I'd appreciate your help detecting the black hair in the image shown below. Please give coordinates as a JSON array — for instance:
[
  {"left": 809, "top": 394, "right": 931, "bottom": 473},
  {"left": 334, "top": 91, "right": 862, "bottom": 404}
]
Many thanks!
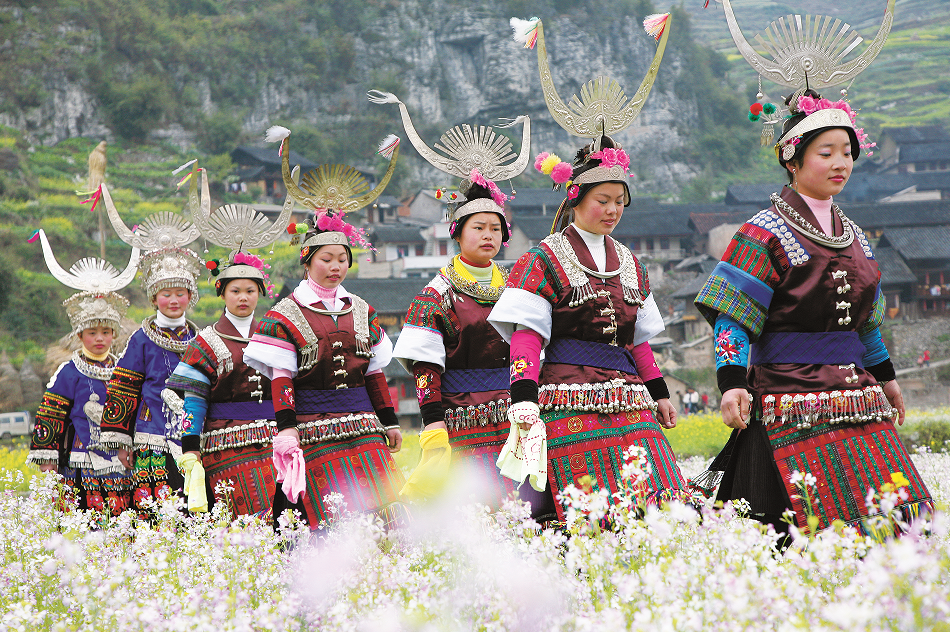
[
  {"left": 299, "top": 230, "right": 354, "bottom": 268},
  {"left": 779, "top": 89, "right": 860, "bottom": 183},
  {"left": 450, "top": 181, "right": 510, "bottom": 242}
]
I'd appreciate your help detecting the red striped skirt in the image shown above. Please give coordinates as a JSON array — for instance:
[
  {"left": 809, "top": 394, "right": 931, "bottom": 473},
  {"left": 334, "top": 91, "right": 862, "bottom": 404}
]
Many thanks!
[
  {"left": 767, "top": 418, "right": 932, "bottom": 532},
  {"left": 299, "top": 433, "right": 405, "bottom": 525},
  {"left": 449, "top": 421, "right": 518, "bottom": 507},
  {"left": 204, "top": 444, "right": 277, "bottom": 518},
  {"left": 545, "top": 409, "right": 686, "bottom": 520}
]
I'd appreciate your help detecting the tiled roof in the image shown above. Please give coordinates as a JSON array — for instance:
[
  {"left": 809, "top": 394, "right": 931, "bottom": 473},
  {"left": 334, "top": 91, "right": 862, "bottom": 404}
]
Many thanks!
[
  {"left": 511, "top": 215, "right": 555, "bottom": 241},
  {"left": 506, "top": 188, "right": 566, "bottom": 212},
  {"left": 670, "top": 275, "right": 708, "bottom": 300},
  {"left": 368, "top": 224, "right": 425, "bottom": 243},
  {"left": 844, "top": 199, "right": 950, "bottom": 229},
  {"left": 724, "top": 183, "right": 786, "bottom": 206},
  {"left": 873, "top": 246, "right": 917, "bottom": 285},
  {"left": 230, "top": 146, "right": 317, "bottom": 170},
  {"left": 880, "top": 126, "right": 950, "bottom": 145},
  {"left": 878, "top": 225, "right": 950, "bottom": 261},
  {"left": 689, "top": 209, "right": 758, "bottom": 233},
  {"left": 899, "top": 143, "right": 950, "bottom": 164},
  {"left": 274, "top": 278, "right": 428, "bottom": 316}
]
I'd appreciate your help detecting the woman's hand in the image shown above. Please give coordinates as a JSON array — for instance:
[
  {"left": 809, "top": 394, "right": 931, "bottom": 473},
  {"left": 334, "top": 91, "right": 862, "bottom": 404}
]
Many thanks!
[
  {"left": 386, "top": 428, "right": 403, "bottom": 453},
  {"left": 655, "top": 398, "right": 677, "bottom": 429},
  {"left": 882, "top": 380, "right": 906, "bottom": 426},
  {"left": 117, "top": 448, "right": 133, "bottom": 469},
  {"left": 721, "top": 388, "right": 751, "bottom": 430}
]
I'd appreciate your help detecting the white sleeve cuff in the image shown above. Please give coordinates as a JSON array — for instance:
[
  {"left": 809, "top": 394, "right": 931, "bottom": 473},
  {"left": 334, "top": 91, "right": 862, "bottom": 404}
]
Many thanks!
[
  {"left": 488, "top": 288, "right": 553, "bottom": 344},
  {"left": 633, "top": 293, "right": 665, "bottom": 346},
  {"left": 392, "top": 325, "right": 446, "bottom": 373},
  {"left": 243, "top": 341, "right": 299, "bottom": 379},
  {"left": 368, "top": 330, "right": 394, "bottom": 373}
]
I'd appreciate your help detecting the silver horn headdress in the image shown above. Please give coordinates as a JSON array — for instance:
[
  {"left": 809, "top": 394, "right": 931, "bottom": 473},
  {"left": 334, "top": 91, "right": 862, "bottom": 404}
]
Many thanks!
[
  {"left": 35, "top": 228, "right": 137, "bottom": 334},
  {"left": 722, "top": 0, "right": 894, "bottom": 150},
  {"left": 368, "top": 90, "right": 529, "bottom": 241},
  {"left": 101, "top": 182, "right": 203, "bottom": 305},
  {"left": 511, "top": 13, "right": 672, "bottom": 144}
]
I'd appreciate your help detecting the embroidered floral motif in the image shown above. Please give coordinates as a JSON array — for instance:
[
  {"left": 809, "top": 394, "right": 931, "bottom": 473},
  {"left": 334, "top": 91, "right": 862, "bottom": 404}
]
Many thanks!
[
  {"left": 279, "top": 385, "right": 295, "bottom": 409},
  {"left": 715, "top": 326, "right": 745, "bottom": 363},
  {"left": 415, "top": 373, "right": 432, "bottom": 405},
  {"left": 510, "top": 355, "right": 535, "bottom": 381}
]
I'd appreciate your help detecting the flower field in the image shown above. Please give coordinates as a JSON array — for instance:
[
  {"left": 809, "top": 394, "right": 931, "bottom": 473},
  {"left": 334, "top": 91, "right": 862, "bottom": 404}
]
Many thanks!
[{"left": 1, "top": 422, "right": 949, "bottom": 631}]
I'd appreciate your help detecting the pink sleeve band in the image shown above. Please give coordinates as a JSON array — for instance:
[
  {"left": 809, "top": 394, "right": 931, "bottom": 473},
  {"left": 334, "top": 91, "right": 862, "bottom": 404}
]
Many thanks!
[
  {"left": 510, "top": 328, "right": 543, "bottom": 384},
  {"left": 632, "top": 341, "right": 663, "bottom": 382}
]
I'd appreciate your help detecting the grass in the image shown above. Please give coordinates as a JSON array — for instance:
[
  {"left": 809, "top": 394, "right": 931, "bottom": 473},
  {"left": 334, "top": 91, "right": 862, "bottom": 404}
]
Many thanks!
[
  {"left": 663, "top": 411, "right": 731, "bottom": 458},
  {"left": 0, "top": 438, "right": 38, "bottom": 492}
]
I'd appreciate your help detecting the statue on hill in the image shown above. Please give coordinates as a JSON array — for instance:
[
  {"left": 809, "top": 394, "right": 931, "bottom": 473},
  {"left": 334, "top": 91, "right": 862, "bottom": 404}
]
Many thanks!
[{"left": 88, "top": 140, "right": 108, "bottom": 258}]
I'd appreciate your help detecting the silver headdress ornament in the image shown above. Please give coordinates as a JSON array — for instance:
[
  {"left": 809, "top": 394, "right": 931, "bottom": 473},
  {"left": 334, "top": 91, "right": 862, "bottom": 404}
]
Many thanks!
[
  {"left": 35, "top": 228, "right": 137, "bottom": 334},
  {"left": 101, "top": 182, "right": 202, "bottom": 306},
  {"left": 721, "top": 0, "right": 895, "bottom": 148},
  {"left": 368, "top": 90, "right": 528, "bottom": 241},
  {"left": 511, "top": 13, "right": 672, "bottom": 146},
  {"left": 180, "top": 159, "right": 300, "bottom": 296}
]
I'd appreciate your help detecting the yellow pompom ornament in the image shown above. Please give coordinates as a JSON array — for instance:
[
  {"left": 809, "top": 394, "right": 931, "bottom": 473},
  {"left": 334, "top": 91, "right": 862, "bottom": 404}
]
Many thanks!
[{"left": 540, "top": 155, "right": 561, "bottom": 175}]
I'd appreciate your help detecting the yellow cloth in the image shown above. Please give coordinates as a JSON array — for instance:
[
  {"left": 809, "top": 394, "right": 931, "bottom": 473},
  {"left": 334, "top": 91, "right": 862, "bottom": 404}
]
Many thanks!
[
  {"left": 400, "top": 428, "right": 453, "bottom": 500},
  {"left": 81, "top": 345, "right": 110, "bottom": 362},
  {"left": 496, "top": 402, "right": 547, "bottom": 492},
  {"left": 176, "top": 452, "right": 208, "bottom": 513},
  {"left": 445, "top": 256, "right": 505, "bottom": 288}
]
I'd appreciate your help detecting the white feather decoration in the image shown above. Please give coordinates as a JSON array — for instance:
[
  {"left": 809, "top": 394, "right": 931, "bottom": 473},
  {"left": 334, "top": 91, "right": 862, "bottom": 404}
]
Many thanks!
[
  {"left": 510, "top": 17, "right": 540, "bottom": 46},
  {"left": 264, "top": 126, "right": 291, "bottom": 143},
  {"left": 376, "top": 134, "right": 400, "bottom": 159},
  {"left": 172, "top": 159, "right": 197, "bottom": 176}
]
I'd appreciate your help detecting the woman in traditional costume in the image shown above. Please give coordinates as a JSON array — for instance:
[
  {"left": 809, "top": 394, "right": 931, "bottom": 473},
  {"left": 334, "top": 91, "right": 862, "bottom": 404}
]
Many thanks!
[
  {"left": 371, "top": 90, "right": 530, "bottom": 502},
  {"left": 97, "top": 186, "right": 202, "bottom": 510},
  {"left": 242, "top": 127, "right": 407, "bottom": 527},
  {"left": 165, "top": 163, "right": 297, "bottom": 516},
  {"left": 27, "top": 231, "right": 138, "bottom": 514},
  {"left": 694, "top": 0, "right": 931, "bottom": 535},
  {"left": 486, "top": 13, "right": 684, "bottom": 523}
]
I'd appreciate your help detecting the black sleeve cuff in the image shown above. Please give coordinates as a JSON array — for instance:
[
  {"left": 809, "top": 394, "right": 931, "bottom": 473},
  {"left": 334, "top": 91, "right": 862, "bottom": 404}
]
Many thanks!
[
  {"left": 181, "top": 435, "right": 201, "bottom": 453},
  {"left": 510, "top": 379, "right": 539, "bottom": 405},
  {"left": 717, "top": 365, "right": 748, "bottom": 395},
  {"left": 644, "top": 377, "right": 670, "bottom": 402},
  {"left": 420, "top": 402, "right": 446, "bottom": 427},
  {"left": 866, "top": 358, "right": 896, "bottom": 383},
  {"left": 376, "top": 407, "right": 399, "bottom": 428},
  {"left": 275, "top": 408, "right": 297, "bottom": 432}
]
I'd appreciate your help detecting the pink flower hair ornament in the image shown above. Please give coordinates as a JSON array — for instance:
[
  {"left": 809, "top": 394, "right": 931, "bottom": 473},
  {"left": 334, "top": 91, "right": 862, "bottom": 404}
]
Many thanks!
[
  {"left": 587, "top": 147, "right": 631, "bottom": 172},
  {"left": 468, "top": 168, "right": 509, "bottom": 207},
  {"left": 534, "top": 152, "right": 573, "bottom": 185},
  {"left": 795, "top": 95, "right": 876, "bottom": 155}
]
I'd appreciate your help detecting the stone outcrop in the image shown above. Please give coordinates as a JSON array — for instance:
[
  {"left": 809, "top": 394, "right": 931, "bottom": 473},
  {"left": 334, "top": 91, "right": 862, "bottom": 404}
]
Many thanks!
[{"left": 0, "top": 351, "right": 24, "bottom": 412}]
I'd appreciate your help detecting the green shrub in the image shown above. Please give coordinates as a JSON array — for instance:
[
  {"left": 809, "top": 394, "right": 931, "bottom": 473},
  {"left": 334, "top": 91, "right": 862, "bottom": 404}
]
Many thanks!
[{"left": 898, "top": 418, "right": 950, "bottom": 453}]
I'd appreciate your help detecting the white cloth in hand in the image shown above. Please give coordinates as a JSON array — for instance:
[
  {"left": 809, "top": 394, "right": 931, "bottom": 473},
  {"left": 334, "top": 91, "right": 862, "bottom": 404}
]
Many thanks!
[{"left": 496, "top": 401, "right": 547, "bottom": 491}]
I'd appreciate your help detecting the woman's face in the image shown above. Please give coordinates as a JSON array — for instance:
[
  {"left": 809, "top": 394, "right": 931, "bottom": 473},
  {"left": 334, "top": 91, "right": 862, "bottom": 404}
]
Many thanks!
[
  {"left": 306, "top": 245, "right": 349, "bottom": 288},
  {"left": 455, "top": 212, "right": 502, "bottom": 266},
  {"left": 573, "top": 182, "right": 626, "bottom": 235},
  {"left": 789, "top": 128, "right": 853, "bottom": 200},
  {"left": 79, "top": 326, "right": 114, "bottom": 356},
  {"left": 222, "top": 278, "right": 259, "bottom": 318},
  {"left": 152, "top": 287, "right": 190, "bottom": 319}
]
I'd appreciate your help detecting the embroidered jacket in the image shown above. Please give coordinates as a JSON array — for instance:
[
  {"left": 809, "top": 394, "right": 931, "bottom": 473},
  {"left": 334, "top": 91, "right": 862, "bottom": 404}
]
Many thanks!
[
  {"left": 490, "top": 226, "right": 665, "bottom": 412},
  {"left": 394, "top": 259, "right": 510, "bottom": 428},
  {"left": 243, "top": 282, "right": 393, "bottom": 446},
  {"left": 695, "top": 186, "right": 892, "bottom": 426},
  {"left": 28, "top": 355, "right": 126, "bottom": 474},
  {"left": 166, "top": 313, "right": 274, "bottom": 453},
  {"left": 99, "top": 320, "right": 197, "bottom": 452}
]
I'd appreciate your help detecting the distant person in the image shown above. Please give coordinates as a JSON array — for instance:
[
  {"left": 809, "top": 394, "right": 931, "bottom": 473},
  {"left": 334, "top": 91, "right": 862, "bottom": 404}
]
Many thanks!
[
  {"left": 923, "top": 350, "right": 931, "bottom": 367},
  {"left": 701, "top": 392, "right": 709, "bottom": 412}
]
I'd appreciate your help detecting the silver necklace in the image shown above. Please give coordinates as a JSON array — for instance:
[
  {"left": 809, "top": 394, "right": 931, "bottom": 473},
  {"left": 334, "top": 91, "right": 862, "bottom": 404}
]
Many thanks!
[
  {"left": 557, "top": 230, "right": 626, "bottom": 279},
  {"left": 72, "top": 350, "right": 115, "bottom": 381},
  {"left": 771, "top": 193, "right": 854, "bottom": 249},
  {"left": 212, "top": 323, "right": 250, "bottom": 344},
  {"left": 141, "top": 315, "right": 198, "bottom": 354}
]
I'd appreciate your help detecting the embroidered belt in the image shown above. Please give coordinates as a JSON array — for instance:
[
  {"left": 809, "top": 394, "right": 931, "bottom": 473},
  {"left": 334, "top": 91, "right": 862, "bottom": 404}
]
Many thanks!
[
  {"left": 441, "top": 368, "right": 510, "bottom": 393},
  {"left": 208, "top": 400, "right": 276, "bottom": 420},
  {"left": 296, "top": 387, "right": 372, "bottom": 414},
  {"left": 750, "top": 331, "right": 865, "bottom": 367},
  {"left": 544, "top": 338, "right": 638, "bottom": 374}
]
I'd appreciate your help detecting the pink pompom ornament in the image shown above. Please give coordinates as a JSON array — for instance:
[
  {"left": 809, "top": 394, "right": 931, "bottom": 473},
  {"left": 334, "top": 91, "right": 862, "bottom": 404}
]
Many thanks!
[{"left": 551, "top": 161, "right": 573, "bottom": 184}]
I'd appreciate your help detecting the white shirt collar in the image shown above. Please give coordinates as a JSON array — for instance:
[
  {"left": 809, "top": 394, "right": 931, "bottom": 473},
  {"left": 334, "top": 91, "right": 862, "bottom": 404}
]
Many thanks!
[
  {"left": 293, "top": 279, "right": 350, "bottom": 311},
  {"left": 571, "top": 223, "right": 607, "bottom": 272},
  {"left": 155, "top": 311, "right": 186, "bottom": 328},
  {"left": 224, "top": 309, "right": 254, "bottom": 338}
]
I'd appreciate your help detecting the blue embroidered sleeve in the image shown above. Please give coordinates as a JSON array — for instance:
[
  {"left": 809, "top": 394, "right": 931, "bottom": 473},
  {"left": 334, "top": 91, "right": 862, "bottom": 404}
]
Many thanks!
[
  {"left": 859, "top": 327, "right": 890, "bottom": 367},
  {"left": 714, "top": 314, "right": 750, "bottom": 369},
  {"left": 182, "top": 395, "right": 208, "bottom": 437}
]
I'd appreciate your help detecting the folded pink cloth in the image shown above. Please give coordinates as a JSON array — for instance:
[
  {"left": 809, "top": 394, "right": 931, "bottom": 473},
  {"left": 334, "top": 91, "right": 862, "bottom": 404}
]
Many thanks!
[{"left": 272, "top": 435, "right": 306, "bottom": 503}]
